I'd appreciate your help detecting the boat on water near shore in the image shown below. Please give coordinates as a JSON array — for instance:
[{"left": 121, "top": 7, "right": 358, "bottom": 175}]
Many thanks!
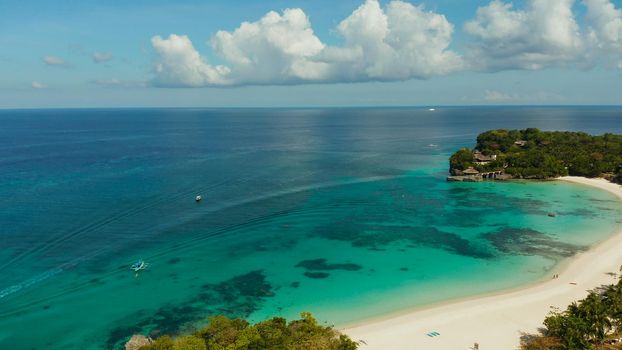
[
  {"left": 195, "top": 195, "right": 202, "bottom": 202},
  {"left": 130, "top": 260, "right": 149, "bottom": 272}
]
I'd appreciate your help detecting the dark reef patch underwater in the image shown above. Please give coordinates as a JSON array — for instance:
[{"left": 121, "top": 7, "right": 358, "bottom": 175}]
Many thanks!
[
  {"left": 296, "top": 259, "right": 363, "bottom": 271},
  {"left": 314, "top": 221, "right": 494, "bottom": 259},
  {"left": 481, "top": 228, "right": 587, "bottom": 260},
  {"left": 106, "top": 271, "right": 274, "bottom": 349}
]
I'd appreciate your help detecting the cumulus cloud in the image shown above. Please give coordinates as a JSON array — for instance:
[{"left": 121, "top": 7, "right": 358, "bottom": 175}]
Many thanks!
[
  {"left": 151, "top": 34, "right": 231, "bottom": 87},
  {"left": 150, "top": 0, "right": 462, "bottom": 87},
  {"left": 147, "top": 0, "right": 622, "bottom": 87},
  {"left": 583, "top": 0, "right": 622, "bottom": 66},
  {"left": 42, "top": 55, "right": 67, "bottom": 66},
  {"left": 326, "top": 0, "right": 462, "bottom": 80},
  {"left": 464, "top": 0, "right": 583, "bottom": 71},
  {"left": 210, "top": 7, "right": 328, "bottom": 84},
  {"left": 92, "top": 52, "right": 113, "bottom": 63},
  {"left": 31, "top": 81, "right": 47, "bottom": 89}
]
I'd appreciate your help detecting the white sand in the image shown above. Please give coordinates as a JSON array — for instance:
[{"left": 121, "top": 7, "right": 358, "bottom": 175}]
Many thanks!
[{"left": 344, "top": 177, "right": 622, "bottom": 350}]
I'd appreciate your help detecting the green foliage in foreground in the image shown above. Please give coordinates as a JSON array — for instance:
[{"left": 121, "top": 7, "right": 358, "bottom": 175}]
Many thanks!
[
  {"left": 449, "top": 128, "right": 622, "bottom": 182},
  {"left": 521, "top": 269, "right": 622, "bottom": 350},
  {"left": 139, "top": 312, "right": 358, "bottom": 350}
]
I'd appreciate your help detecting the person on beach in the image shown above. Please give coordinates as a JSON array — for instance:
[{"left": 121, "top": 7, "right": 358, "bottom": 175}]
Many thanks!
[{"left": 474, "top": 342, "right": 479, "bottom": 349}]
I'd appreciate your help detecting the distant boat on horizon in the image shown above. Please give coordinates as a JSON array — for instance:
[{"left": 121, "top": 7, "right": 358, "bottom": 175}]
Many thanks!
[{"left": 428, "top": 108, "right": 436, "bottom": 111}]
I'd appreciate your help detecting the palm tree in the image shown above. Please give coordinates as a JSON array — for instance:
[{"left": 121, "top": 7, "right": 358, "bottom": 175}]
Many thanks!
[
  {"left": 603, "top": 282, "right": 622, "bottom": 332},
  {"left": 579, "top": 292, "right": 612, "bottom": 348}
]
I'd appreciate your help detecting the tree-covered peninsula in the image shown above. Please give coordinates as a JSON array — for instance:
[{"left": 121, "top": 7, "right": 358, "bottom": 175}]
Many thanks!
[{"left": 449, "top": 129, "right": 622, "bottom": 183}]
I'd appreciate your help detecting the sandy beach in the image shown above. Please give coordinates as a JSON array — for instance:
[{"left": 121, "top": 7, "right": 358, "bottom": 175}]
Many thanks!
[{"left": 344, "top": 177, "right": 622, "bottom": 350}]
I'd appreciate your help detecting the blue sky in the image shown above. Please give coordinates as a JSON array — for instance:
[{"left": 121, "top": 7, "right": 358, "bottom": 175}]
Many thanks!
[{"left": 0, "top": 0, "right": 621, "bottom": 108}]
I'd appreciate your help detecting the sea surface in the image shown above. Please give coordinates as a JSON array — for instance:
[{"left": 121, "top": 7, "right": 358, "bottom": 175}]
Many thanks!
[{"left": 1, "top": 107, "right": 622, "bottom": 349}]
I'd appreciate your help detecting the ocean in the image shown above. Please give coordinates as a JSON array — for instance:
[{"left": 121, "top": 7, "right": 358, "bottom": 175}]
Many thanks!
[{"left": 1, "top": 107, "right": 622, "bottom": 349}]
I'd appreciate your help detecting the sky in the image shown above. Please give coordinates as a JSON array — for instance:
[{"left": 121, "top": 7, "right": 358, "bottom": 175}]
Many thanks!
[{"left": 1, "top": 0, "right": 622, "bottom": 108}]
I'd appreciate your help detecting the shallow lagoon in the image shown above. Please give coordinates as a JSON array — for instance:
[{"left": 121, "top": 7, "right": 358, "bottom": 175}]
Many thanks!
[{"left": 1, "top": 107, "right": 621, "bottom": 349}]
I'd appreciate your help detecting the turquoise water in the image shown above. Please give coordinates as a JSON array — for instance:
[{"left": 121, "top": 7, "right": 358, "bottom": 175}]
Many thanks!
[{"left": 1, "top": 107, "right": 622, "bottom": 349}]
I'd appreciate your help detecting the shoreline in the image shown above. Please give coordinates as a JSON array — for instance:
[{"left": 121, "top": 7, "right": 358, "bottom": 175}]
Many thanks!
[{"left": 343, "top": 176, "right": 622, "bottom": 350}]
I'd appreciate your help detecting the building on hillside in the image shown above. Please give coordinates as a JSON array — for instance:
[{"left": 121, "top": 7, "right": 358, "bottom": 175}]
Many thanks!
[{"left": 473, "top": 151, "right": 497, "bottom": 165}]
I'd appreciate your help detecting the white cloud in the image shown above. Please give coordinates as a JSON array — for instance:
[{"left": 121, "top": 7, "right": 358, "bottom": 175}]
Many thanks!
[
  {"left": 150, "top": 0, "right": 462, "bottom": 87},
  {"left": 91, "top": 79, "right": 146, "bottom": 88},
  {"left": 327, "top": 0, "right": 462, "bottom": 80},
  {"left": 483, "top": 89, "right": 566, "bottom": 103},
  {"left": 148, "top": 0, "right": 622, "bottom": 87},
  {"left": 42, "top": 55, "right": 67, "bottom": 66},
  {"left": 92, "top": 52, "right": 113, "bottom": 63},
  {"left": 31, "top": 81, "right": 47, "bottom": 89},
  {"left": 209, "top": 8, "right": 328, "bottom": 84},
  {"left": 151, "top": 34, "right": 231, "bottom": 87},
  {"left": 583, "top": 0, "right": 622, "bottom": 65},
  {"left": 464, "top": 0, "right": 583, "bottom": 70}
]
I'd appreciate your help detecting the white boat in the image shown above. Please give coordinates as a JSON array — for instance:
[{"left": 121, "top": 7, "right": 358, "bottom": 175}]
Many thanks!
[
  {"left": 195, "top": 195, "right": 202, "bottom": 202},
  {"left": 428, "top": 108, "right": 436, "bottom": 111},
  {"left": 130, "top": 259, "right": 149, "bottom": 272}
]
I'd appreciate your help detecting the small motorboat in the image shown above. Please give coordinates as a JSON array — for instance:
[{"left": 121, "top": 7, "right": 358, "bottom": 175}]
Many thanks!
[
  {"left": 428, "top": 108, "right": 436, "bottom": 112},
  {"left": 195, "top": 195, "right": 202, "bottom": 202},
  {"left": 548, "top": 212, "right": 557, "bottom": 217},
  {"left": 130, "top": 259, "right": 149, "bottom": 272}
]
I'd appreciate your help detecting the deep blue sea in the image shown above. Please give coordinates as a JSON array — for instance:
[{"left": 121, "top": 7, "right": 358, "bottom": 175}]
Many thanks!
[{"left": 1, "top": 107, "right": 622, "bottom": 349}]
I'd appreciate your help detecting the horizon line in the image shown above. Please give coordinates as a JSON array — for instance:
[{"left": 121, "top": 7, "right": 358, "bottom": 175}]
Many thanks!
[{"left": 2, "top": 104, "right": 622, "bottom": 111}]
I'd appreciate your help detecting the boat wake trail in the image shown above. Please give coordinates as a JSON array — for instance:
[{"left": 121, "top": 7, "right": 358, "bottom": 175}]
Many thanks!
[{"left": 0, "top": 268, "right": 63, "bottom": 300}]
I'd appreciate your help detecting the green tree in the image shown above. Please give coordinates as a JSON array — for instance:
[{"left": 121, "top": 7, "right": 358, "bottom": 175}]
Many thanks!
[
  {"left": 197, "top": 315, "right": 250, "bottom": 349},
  {"left": 543, "top": 306, "right": 591, "bottom": 350},
  {"left": 603, "top": 281, "right": 622, "bottom": 330},
  {"left": 173, "top": 336, "right": 207, "bottom": 350},
  {"left": 138, "top": 313, "right": 358, "bottom": 350},
  {"left": 253, "top": 317, "right": 288, "bottom": 349},
  {"left": 450, "top": 129, "right": 622, "bottom": 180},
  {"left": 140, "top": 336, "right": 174, "bottom": 350},
  {"left": 449, "top": 148, "right": 474, "bottom": 173},
  {"left": 578, "top": 292, "right": 611, "bottom": 344}
]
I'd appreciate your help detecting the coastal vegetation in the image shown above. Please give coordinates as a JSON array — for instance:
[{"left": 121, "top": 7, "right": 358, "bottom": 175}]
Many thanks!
[
  {"left": 520, "top": 268, "right": 622, "bottom": 350},
  {"left": 449, "top": 129, "right": 622, "bottom": 182},
  {"left": 132, "top": 312, "right": 358, "bottom": 350}
]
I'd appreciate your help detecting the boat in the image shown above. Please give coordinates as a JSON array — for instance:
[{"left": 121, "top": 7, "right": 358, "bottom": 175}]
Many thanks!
[
  {"left": 130, "top": 259, "right": 149, "bottom": 272},
  {"left": 548, "top": 212, "right": 557, "bottom": 217},
  {"left": 428, "top": 108, "right": 436, "bottom": 111},
  {"left": 195, "top": 195, "right": 202, "bottom": 202}
]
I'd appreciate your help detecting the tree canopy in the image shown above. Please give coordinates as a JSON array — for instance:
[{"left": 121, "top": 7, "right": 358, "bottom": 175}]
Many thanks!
[
  {"left": 449, "top": 129, "right": 622, "bottom": 182},
  {"left": 137, "top": 313, "right": 358, "bottom": 350},
  {"left": 521, "top": 271, "right": 622, "bottom": 349}
]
